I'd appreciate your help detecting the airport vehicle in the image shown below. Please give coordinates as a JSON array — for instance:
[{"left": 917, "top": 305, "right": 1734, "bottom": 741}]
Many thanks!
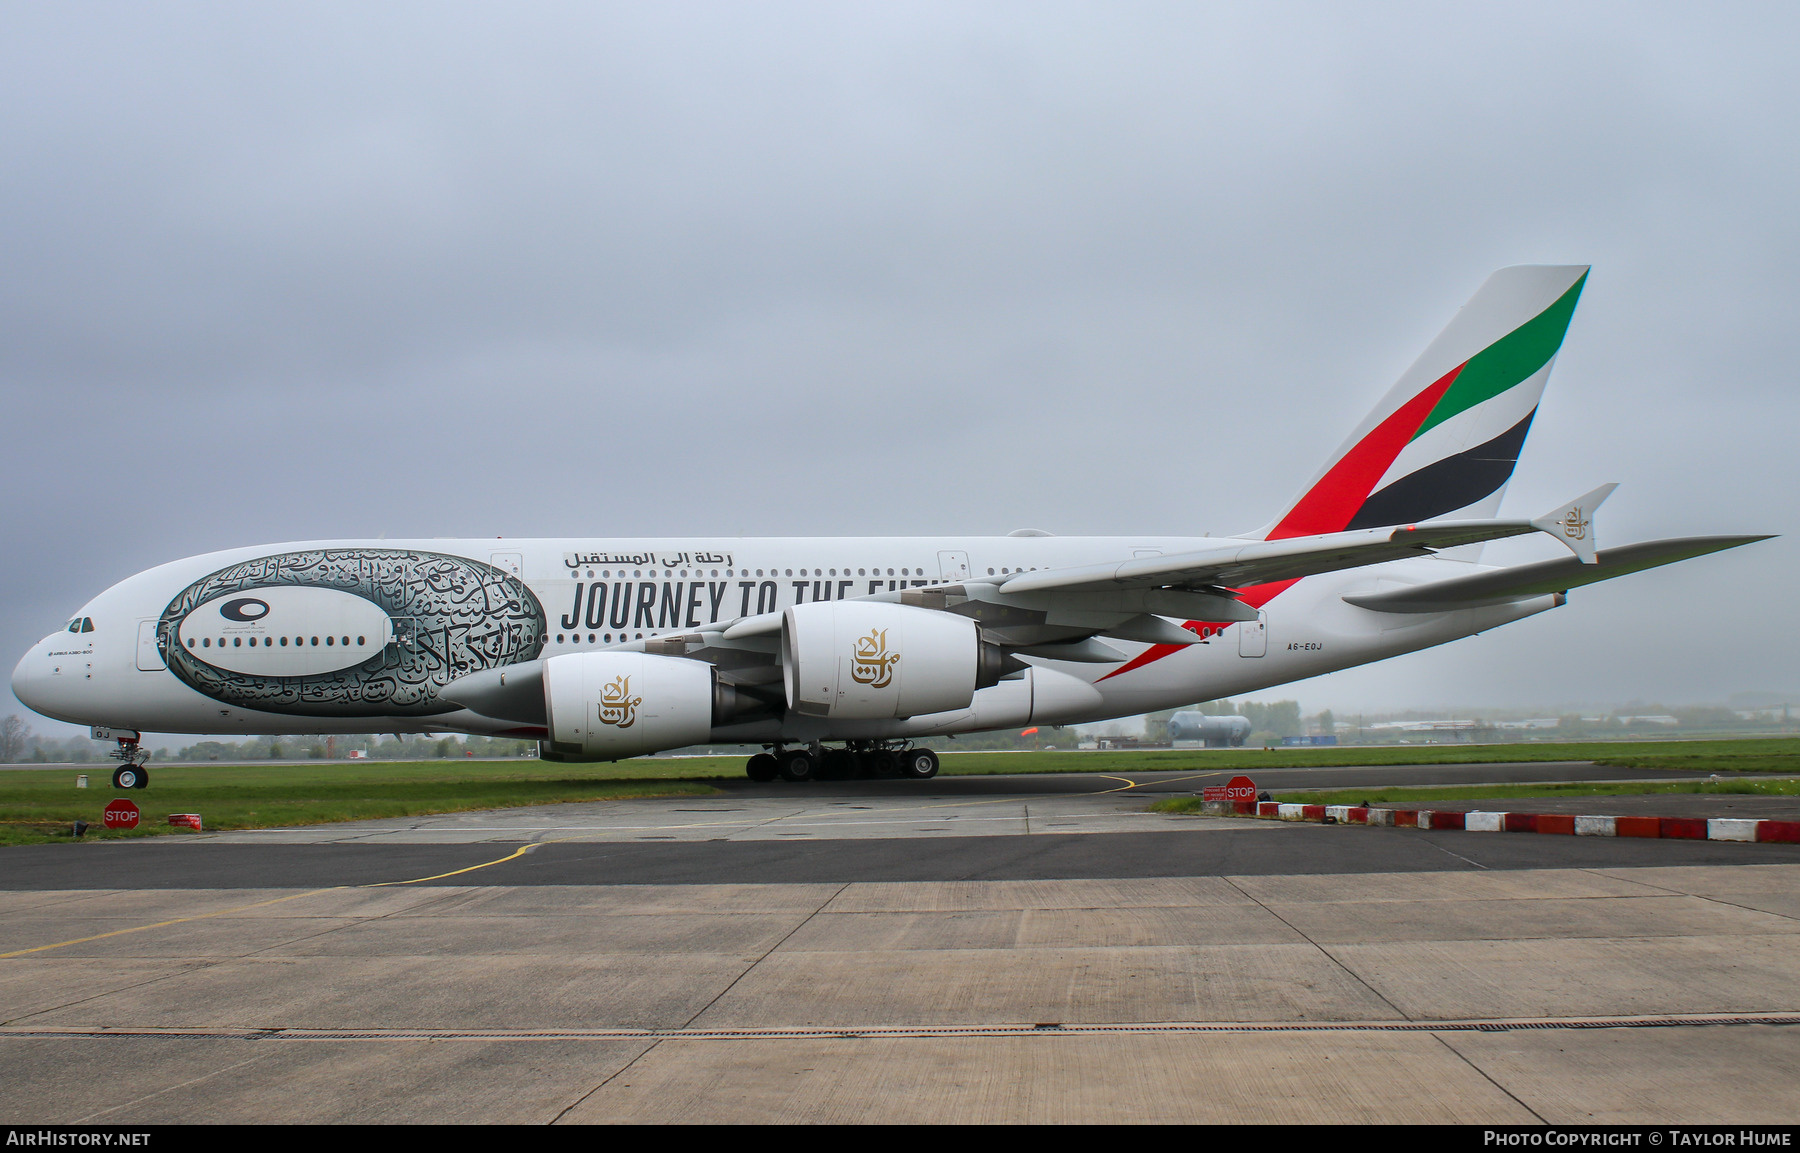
[{"left": 11, "top": 266, "right": 1767, "bottom": 788}]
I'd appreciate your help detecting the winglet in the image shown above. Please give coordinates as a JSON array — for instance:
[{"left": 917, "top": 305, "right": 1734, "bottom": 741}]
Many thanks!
[{"left": 1531, "top": 483, "right": 1617, "bottom": 563}]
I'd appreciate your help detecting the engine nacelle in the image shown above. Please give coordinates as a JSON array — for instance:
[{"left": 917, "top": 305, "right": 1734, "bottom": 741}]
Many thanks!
[
  {"left": 783, "top": 600, "right": 1005, "bottom": 719},
  {"left": 539, "top": 651, "right": 724, "bottom": 762}
]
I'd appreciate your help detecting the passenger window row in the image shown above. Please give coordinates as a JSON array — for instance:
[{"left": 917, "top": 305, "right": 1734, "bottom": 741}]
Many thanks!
[{"left": 188, "top": 635, "right": 367, "bottom": 649}]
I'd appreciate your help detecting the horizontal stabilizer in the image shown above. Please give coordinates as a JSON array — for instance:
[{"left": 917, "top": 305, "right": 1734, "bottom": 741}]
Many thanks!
[{"left": 1341, "top": 535, "right": 1772, "bottom": 614}]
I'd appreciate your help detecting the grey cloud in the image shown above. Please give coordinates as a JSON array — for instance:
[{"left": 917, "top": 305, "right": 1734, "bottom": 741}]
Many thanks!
[{"left": 4, "top": 2, "right": 1797, "bottom": 729}]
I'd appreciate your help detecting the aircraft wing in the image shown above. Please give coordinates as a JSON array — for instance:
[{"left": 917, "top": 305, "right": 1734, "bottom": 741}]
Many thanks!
[
  {"left": 1341, "top": 535, "right": 1772, "bottom": 614},
  {"left": 995, "top": 483, "right": 1620, "bottom": 597},
  {"left": 711, "top": 521, "right": 1547, "bottom": 648},
  {"left": 715, "top": 506, "right": 1626, "bottom": 656},
  {"left": 994, "top": 519, "right": 1550, "bottom": 596}
]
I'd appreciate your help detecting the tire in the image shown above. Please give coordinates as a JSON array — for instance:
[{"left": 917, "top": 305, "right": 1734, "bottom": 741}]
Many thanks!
[
  {"left": 778, "top": 750, "right": 816, "bottom": 783},
  {"left": 113, "top": 767, "right": 140, "bottom": 790},
  {"left": 746, "top": 753, "right": 778, "bottom": 782},
  {"left": 820, "top": 748, "right": 854, "bottom": 780},
  {"left": 900, "top": 748, "right": 938, "bottom": 780},
  {"left": 134, "top": 768, "right": 149, "bottom": 789},
  {"left": 871, "top": 750, "right": 901, "bottom": 778}
]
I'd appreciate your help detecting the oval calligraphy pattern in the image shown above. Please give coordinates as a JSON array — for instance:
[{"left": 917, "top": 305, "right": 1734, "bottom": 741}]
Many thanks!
[{"left": 157, "top": 549, "right": 547, "bottom": 717}]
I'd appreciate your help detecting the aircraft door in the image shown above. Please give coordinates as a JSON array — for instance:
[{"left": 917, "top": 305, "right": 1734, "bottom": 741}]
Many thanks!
[
  {"left": 1238, "top": 612, "right": 1267, "bottom": 658},
  {"left": 136, "top": 620, "right": 166, "bottom": 672},
  {"left": 938, "top": 551, "right": 970, "bottom": 582},
  {"left": 389, "top": 618, "right": 421, "bottom": 662}
]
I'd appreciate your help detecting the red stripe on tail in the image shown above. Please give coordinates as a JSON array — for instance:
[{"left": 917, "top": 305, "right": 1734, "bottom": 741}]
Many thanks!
[{"left": 1266, "top": 363, "right": 1462, "bottom": 540}]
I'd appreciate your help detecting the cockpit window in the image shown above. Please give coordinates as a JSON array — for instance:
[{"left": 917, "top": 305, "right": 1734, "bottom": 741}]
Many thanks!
[{"left": 66, "top": 617, "right": 94, "bottom": 634}]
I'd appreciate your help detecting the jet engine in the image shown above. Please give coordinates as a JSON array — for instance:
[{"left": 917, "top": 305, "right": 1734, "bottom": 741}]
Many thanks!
[
  {"left": 539, "top": 651, "right": 732, "bottom": 762},
  {"left": 782, "top": 600, "right": 1010, "bottom": 719}
]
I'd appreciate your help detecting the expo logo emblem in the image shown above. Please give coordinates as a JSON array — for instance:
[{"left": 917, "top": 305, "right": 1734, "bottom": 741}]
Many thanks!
[
  {"left": 850, "top": 628, "right": 900, "bottom": 688},
  {"left": 597, "top": 675, "right": 642, "bottom": 729}
]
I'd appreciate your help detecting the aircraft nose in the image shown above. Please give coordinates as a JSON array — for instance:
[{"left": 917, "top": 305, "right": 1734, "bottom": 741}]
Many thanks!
[
  {"left": 12, "top": 645, "right": 47, "bottom": 713},
  {"left": 12, "top": 637, "right": 70, "bottom": 722}
]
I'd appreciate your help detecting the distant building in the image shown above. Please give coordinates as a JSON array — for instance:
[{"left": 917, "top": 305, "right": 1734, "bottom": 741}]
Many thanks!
[{"left": 1366, "top": 719, "right": 1480, "bottom": 733}]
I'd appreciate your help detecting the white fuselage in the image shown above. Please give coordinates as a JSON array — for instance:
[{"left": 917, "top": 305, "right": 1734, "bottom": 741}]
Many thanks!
[{"left": 11, "top": 534, "right": 1557, "bottom": 742}]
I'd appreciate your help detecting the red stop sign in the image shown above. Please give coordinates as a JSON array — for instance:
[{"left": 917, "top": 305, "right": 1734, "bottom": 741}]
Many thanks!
[
  {"left": 103, "top": 799, "right": 140, "bottom": 830},
  {"left": 1202, "top": 775, "right": 1259, "bottom": 802}
]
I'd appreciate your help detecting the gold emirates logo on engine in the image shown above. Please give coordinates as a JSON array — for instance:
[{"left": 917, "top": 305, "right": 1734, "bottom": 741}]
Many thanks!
[
  {"left": 597, "top": 675, "right": 642, "bottom": 728},
  {"left": 850, "top": 628, "right": 900, "bottom": 688}
]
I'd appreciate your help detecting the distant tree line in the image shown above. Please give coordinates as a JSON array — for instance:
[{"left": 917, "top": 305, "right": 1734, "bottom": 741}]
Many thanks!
[
  {"left": 0, "top": 716, "right": 108, "bottom": 762},
  {"left": 173, "top": 733, "right": 538, "bottom": 761},
  {"left": 0, "top": 717, "right": 541, "bottom": 763},
  {"left": 1143, "top": 699, "right": 1304, "bottom": 742},
  {"left": 0, "top": 698, "right": 1792, "bottom": 765},
  {"left": 921, "top": 725, "right": 1079, "bottom": 751}
]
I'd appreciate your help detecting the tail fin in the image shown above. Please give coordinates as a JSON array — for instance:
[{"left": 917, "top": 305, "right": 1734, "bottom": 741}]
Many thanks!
[{"left": 1257, "top": 265, "right": 1589, "bottom": 541}]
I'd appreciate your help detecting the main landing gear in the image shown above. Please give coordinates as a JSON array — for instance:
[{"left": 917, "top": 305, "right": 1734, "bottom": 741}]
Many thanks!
[
  {"left": 109, "top": 735, "right": 150, "bottom": 790},
  {"left": 744, "top": 742, "right": 938, "bottom": 783}
]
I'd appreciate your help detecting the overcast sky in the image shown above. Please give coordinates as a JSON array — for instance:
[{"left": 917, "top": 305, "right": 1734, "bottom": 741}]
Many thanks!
[{"left": 3, "top": 2, "right": 1796, "bottom": 736}]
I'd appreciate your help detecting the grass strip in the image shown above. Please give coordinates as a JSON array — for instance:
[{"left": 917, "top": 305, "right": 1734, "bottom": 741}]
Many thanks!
[
  {"left": 1149, "top": 776, "right": 1800, "bottom": 814},
  {"left": 0, "top": 760, "right": 719, "bottom": 847},
  {"left": 920, "top": 738, "right": 1800, "bottom": 777},
  {"left": 9, "top": 736, "right": 1796, "bottom": 848}
]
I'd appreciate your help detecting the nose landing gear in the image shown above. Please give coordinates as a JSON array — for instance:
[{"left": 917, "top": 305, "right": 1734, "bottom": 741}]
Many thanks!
[{"left": 107, "top": 733, "right": 150, "bottom": 790}]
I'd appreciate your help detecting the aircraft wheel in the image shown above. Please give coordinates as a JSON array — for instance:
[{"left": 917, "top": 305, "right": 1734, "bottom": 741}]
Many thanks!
[
  {"left": 778, "top": 750, "right": 817, "bottom": 783},
  {"left": 900, "top": 748, "right": 938, "bottom": 780},
  {"left": 113, "top": 766, "right": 144, "bottom": 790},
  {"left": 870, "top": 750, "right": 901, "bottom": 779},
  {"left": 819, "top": 748, "right": 855, "bottom": 780},
  {"left": 746, "top": 753, "right": 778, "bottom": 782}
]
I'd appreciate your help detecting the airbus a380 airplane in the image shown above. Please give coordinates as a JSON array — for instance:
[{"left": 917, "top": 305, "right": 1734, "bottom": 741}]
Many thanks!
[{"left": 11, "top": 266, "right": 1769, "bottom": 789}]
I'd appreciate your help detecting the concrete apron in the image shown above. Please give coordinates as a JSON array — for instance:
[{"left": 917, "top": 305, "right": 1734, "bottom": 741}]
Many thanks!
[{"left": 5, "top": 864, "right": 1800, "bottom": 1123}]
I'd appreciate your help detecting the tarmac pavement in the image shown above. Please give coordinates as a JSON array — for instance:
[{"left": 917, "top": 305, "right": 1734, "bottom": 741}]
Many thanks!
[{"left": 5, "top": 765, "right": 1800, "bottom": 1124}]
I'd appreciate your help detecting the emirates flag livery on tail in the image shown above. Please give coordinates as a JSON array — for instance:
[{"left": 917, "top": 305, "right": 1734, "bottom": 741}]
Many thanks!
[
  {"left": 1104, "top": 265, "right": 1595, "bottom": 682},
  {"left": 12, "top": 267, "right": 1769, "bottom": 786},
  {"left": 1279, "top": 266, "right": 1586, "bottom": 535}
]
